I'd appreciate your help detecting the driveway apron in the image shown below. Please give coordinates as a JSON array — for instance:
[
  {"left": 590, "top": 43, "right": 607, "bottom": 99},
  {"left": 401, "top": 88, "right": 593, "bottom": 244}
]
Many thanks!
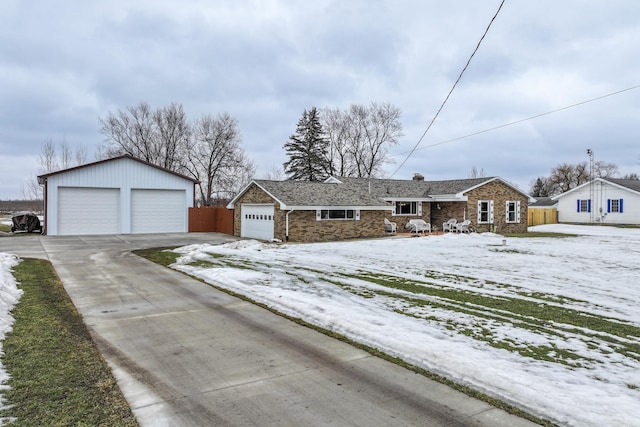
[{"left": 0, "top": 234, "right": 539, "bottom": 426}]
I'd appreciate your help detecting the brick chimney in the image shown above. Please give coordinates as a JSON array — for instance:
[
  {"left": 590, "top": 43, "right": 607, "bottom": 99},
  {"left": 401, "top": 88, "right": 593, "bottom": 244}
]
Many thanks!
[{"left": 412, "top": 173, "right": 424, "bottom": 181}]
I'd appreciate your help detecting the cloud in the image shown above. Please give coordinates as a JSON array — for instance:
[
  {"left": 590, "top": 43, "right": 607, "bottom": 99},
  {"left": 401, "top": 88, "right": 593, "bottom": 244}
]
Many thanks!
[{"left": 1, "top": 0, "right": 639, "bottom": 199}]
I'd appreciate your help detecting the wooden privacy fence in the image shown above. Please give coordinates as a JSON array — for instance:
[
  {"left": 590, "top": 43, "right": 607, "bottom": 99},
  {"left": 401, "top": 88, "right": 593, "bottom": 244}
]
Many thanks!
[
  {"left": 528, "top": 208, "right": 558, "bottom": 226},
  {"left": 189, "top": 206, "right": 234, "bottom": 234}
]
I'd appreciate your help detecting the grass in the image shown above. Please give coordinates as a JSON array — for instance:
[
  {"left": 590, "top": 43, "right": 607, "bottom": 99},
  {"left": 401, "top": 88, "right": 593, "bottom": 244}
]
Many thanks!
[{"left": 0, "top": 258, "right": 138, "bottom": 427}]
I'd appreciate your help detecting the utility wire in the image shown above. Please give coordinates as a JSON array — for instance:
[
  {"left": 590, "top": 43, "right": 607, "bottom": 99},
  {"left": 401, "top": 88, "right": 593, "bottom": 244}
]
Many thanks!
[
  {"left": 389, "top": 0, "right": 506, "bottom": 178},
  {"left": 392, "top": 83, "right": 640, "bottom": 157}
]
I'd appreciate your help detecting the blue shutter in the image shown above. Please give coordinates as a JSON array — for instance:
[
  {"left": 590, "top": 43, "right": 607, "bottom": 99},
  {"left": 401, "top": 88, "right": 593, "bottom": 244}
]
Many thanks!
[
  {"left": 607, "top": 199, "right": 611, "bottom": 213},
  {"left": 620, "top": 199, "right": 624, "bottom": 213},
  {"left": 587, "top": 199, "right": 591, "bottom": 213},
  {"left": 577, "top": 200, "right": 580, "bottom": 212}
]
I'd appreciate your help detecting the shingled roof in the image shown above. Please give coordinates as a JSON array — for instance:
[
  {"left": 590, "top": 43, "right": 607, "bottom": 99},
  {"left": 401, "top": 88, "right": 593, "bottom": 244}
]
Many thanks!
[
  {"left": 335, "top": 176, "right": 498, "bottom": 199},
  {"left": 607, "top": 178, "right": 640, "bottom": 193},
  {"left": 230, "top": 175, "right": 526, "bottom": 210},
  {"left": 253, "top": 180, "right": 387, "bottom": 208}
]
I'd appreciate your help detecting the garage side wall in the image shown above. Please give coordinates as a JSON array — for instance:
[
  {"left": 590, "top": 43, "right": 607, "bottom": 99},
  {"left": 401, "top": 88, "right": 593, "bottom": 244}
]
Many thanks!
[
  {"left": 45, "top": 157, "right": 194, "bottom": 235},
  {"left": 233, "top": 184, "right": 277, "bottom": 238}
]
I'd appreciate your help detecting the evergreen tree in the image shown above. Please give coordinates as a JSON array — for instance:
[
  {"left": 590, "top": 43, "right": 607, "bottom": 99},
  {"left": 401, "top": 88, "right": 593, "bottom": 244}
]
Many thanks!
[
  {"left": 283, "top": 107, "right": 330, "bottom": 181},
  {"left": 529, "top": 177, "right": 550, "bottom": 197}
]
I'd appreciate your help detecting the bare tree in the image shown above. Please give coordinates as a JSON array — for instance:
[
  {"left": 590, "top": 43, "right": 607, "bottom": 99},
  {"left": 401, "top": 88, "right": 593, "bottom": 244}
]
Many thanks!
[
  {"left": 99, "top": 102, "right": 190, "bottom": 172},
  {"left": 263, "top": 165, "right": 285, "bottom": 180},
  {"left": 183, "top": 113, "right": 253, "bottom": 204},
  {"left": 24, "top": 139, "right": 87, "bottom": 200},
  {"left": 321, "top": 102, "right": 402, "bottom": 178},
  {"left": 542, "top": 160, "right": 619, "bottom": 195},
  {"left": 39, "top": 139, "right": 59, "bottom": 173},
  {"left": 468, "top": 165, "right": 486, "bottom": 178}
]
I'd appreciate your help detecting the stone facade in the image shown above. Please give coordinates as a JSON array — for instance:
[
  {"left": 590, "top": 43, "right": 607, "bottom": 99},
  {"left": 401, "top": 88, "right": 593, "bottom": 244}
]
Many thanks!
[
  {"left": 233, "top": 179, "right": 529, "bottom": 242},
  {"left": 464, "top": 180, "right": 529, "bottom": 233}
]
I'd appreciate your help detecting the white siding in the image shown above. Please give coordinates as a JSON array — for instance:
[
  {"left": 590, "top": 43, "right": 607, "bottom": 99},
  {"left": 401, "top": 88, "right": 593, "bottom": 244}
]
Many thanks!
[
  {"left": 58, "top": 187, "right": 120, "bottom": 235},
  {"left": 557, "top": 181, "right": 640, "bottom": 225},
  {"left": 131, "top": 189, "right": 186, "bottom": 233},
  {"left": 45, "top": 157, "right": 194, "bottom": 235}
]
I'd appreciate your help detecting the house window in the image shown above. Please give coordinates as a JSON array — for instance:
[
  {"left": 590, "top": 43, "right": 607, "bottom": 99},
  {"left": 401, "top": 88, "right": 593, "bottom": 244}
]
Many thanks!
[
  {"left": 506, "top": 201, "right": 520, "bottom": 223},
  {"left": 477, "top": 200, "right": 493, "bottom": 223},
  {"left": 577, "top": 199, "right": 591, "bottom": 213},
  {"left": 318, "top": 209, "right": 358, "bottom": 220},
  {"left": 608, "top": 199, "right": 623, "bottom": 213},
  {"left": 394, "top": 201, "right": 418, "bottom": 215}
]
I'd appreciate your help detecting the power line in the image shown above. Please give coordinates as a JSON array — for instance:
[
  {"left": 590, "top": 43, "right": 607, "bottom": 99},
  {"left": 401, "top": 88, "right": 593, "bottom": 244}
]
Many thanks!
[
  {"left": 392, "top": 83, "right": 640, "bottom": 157},
  {"left": 389, "top": 0, "right": 506, "bottom": 178}
]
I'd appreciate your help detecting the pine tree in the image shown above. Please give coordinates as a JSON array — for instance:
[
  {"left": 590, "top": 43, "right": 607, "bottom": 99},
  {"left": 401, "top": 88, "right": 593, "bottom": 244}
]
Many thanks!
[{"left": 283, "top": 107, "right": 330, "bottom": 181}]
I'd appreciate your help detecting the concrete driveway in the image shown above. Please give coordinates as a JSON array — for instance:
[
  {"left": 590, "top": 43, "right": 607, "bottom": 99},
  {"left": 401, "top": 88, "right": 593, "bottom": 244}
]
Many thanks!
[{"left": 0, "top": 233, "right": 539, "bottom": 426}]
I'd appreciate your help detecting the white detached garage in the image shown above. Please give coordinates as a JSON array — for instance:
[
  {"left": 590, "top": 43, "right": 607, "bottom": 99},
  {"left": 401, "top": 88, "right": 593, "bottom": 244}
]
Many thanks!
[{"left": 38, "top": 155, "right": 197, "bottom": 236}]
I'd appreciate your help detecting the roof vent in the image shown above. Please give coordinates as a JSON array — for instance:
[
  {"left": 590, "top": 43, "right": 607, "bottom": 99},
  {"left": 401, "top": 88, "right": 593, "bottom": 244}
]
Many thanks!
[{"left": 413, "top": 173, "right": 425, "bottom": 181}]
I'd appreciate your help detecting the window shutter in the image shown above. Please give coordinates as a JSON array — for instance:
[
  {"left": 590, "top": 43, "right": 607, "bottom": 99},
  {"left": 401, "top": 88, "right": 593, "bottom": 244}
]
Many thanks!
[
  {"left": 489, "top": 200, "right": 494, "bottom": 223},
  {"left": 355, "top": 210, "right": 361, "bottom": 220},
  {"left": 588, "top": 199, "right": 591, "bottom": 213},
  {"left": 516, "top": 201, "right": 521, "bottom": 222},
  {"left": 316, "top": 210, "right": 322, "bottom": 221},
  {"left": 417, "top": 202, "right": 422, "bottom": 216},
  {"left": 477, "top": 201, "right": 482, "bottom": 220},
  {"left": 505, "top": 201, "right": 509, "bottom": 221},
  {"left": 607, "top": 199, "right": 611, "bottom": 213},
  {"left": 620, "top": 199, "right": 624, "bottom": 213},
  {"left": 391, "top": 201, "right": 396, "bottom": 216},
  {"left": 577, "top": 200, "right": 581, "bottom": 212}
]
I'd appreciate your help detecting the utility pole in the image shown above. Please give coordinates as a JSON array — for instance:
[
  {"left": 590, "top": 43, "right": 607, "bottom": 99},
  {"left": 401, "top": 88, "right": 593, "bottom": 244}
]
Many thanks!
[{"left": 586, "top": 149, "right": 594, "bottom": 224}]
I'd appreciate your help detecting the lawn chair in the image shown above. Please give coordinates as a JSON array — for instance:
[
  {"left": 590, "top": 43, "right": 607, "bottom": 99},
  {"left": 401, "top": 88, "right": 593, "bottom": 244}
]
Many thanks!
[
  {"left": 384, "top": 218, "right": 397, "bottom": 233},
  {"left": 406, "top": 219, "right": 431, "bottom": 234},
  {"left": 454, "top": 219, "right": 471, "bottom": 233},
  {"left": 442, "top": 218, "right": 457, "bottom": 233}
]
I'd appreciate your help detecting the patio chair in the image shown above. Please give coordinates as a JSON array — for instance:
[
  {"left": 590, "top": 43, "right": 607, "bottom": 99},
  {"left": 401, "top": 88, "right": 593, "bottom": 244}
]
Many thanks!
[
  {"left": 442, "top": 218, "right": 457, "bottom": 233},
  {"left": 384, "top": 218, "right": 397, "bottom": 233},
  {"left": 406, "top": 219, "right": 431, "bottom": 234},
  {"left": 454, "top": 219, "right": 471, "bottom": 233}
]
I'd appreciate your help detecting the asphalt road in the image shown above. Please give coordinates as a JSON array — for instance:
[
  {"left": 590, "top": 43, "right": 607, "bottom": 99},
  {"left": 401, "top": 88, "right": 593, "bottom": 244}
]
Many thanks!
[{"left": 0, "top": 233, "right": 540, "bottom": 426}]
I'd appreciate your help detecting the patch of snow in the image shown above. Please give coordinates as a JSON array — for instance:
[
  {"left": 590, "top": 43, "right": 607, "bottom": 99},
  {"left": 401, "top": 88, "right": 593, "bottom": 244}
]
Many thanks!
[
  {"left": 172, "top": 225, "right": 640, "bottom": 427},
  {"left": 0, "top": 253, "right": 23, "bottom": 417}
]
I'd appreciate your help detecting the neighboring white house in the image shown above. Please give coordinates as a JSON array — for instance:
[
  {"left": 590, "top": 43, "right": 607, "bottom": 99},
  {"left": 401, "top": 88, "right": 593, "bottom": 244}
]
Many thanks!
[
  {"left": 38, "top": 155, "right": 197, "bottom": 236},
  {"left": 553, "top": 178, "right": 640, "bottom": 225}
]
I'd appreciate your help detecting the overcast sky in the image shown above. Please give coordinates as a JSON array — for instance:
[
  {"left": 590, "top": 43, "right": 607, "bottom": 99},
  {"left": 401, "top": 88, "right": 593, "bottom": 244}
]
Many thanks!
[{"left": 1, "top": 1, "right": 639, "bottom": 200}]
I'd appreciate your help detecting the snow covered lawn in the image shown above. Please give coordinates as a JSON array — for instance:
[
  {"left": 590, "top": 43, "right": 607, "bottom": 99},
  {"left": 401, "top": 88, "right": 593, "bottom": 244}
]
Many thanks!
[{"left": 171, "top": 224, "right": 640, "bottom": 427}]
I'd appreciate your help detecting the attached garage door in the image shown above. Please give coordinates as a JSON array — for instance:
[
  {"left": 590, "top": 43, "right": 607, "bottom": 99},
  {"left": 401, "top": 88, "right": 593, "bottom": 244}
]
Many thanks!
[
  {"left": 58, "top": 187, "right": 120, "bottom": 235},
  {"left": 241, "top": 204, "right": 274, "bottom": 240},
  {"left": 131, "top": 189, "right": 186, "bottom": 233}
]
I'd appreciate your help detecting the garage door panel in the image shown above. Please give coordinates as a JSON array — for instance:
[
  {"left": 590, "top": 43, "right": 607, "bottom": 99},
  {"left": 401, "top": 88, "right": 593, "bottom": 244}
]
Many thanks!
[
  {"left": 241, "top": 204, "right": 274, "bottom": 240},
  {"left": 131, "top": 189, "right": 186, "bottom": 233},
  {"left": 58, "top": 187, "right": 120, "bottom": 235}
]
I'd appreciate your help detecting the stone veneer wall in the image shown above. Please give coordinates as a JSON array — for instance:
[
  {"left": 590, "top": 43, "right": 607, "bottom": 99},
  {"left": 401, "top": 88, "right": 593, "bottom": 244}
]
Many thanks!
[
  {"left": 429, "top": 202, "right": 466, "bottom": 232},
  {"left": 465, "top": 181, "right": 529, "bottom": 233},
  {"left": 287, "top": 210, "right": 387, "bottom": 242},
  {"left": 233, "top": 183, "right": 389, "bottom": 242}
]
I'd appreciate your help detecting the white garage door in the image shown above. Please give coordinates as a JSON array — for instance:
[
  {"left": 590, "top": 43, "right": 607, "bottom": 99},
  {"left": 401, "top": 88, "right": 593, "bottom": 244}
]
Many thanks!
[
  {"left": 58, "top": 187, "right": 120, "bottom": 235},
  {"left": 131, "top": 189, "right": 186, "bottom": 233},
  {"left": 241, "top": 204, "right": 274, "bottom": 240}
]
